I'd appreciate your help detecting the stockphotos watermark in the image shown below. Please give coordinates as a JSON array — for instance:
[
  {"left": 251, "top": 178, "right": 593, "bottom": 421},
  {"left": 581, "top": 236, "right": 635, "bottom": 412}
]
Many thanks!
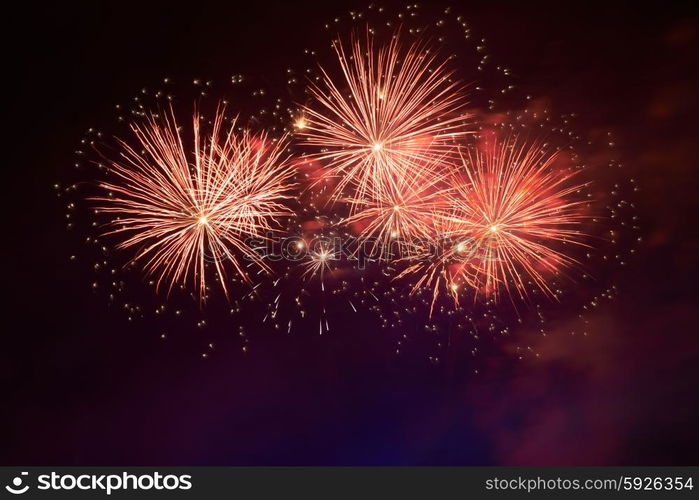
[
  {"left": 201, "top": 232, "right": 491, "bottom": 268},
  {"left": 4, "top": 471, "right": 192, "bottom": 495}
]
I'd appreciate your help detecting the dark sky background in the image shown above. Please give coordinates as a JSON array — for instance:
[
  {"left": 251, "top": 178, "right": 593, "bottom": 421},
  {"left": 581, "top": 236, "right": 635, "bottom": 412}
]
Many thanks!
[{"left": 2, "top": 1, "right": 698, "bottom": 465}]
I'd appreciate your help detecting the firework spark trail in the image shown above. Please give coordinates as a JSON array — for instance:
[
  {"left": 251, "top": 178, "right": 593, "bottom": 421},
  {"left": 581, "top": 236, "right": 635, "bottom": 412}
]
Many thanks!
[
  {"left": 92, "top": 104, "right": 296, "bottom": 301},
  {"left": 443, "top": 135, "right": 591, "bottom": 302},
  {"left": 299, "top": 30, "right": 469, "bottom": 209}
]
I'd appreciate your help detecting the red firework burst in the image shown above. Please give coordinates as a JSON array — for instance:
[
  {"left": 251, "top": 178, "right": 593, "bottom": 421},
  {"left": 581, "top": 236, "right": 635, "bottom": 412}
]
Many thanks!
[
  {"left": 443, "top": 135, "right": 591, "bottom": 301},
  {"left": 93, "top": 104, "right": 296, "bottom": 301}
]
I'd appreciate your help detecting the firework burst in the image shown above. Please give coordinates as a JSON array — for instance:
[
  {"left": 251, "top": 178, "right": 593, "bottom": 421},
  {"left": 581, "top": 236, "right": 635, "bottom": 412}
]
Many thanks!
[
  {"left": 390, "top": 210, "right": 478, "bottom": 316},
  {"left": 343, "top": 154, "right": 453, "bottom": 260},
  {"left": 443, "top": 135, "right": 591, "bottom": 302},
  {"left": 300, "top": 238, "right": 339, "bottom": 287},
  {"left": 93, "top": 104, "right": 296, "bottom": 301},
  {"left": 298, "top": 30, "right": 469, "bottom": 207}
]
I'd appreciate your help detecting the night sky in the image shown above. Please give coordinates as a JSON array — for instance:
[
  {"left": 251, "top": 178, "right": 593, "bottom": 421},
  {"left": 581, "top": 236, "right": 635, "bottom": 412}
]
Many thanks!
[{"left": 3, "top": 1, "right": 699, "bottom": 465}]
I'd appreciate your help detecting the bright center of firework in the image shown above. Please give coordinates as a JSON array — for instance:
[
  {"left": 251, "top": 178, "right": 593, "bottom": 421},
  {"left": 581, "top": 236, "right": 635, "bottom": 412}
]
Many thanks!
[
  {"left": 489, "top": 224, "right": 499, "bottom": 232},
  {"left": 318, "top": 252, "right": 328, "bottom": 261},
  {"left": 456, "top": 242, "right": 466, "bottom": 253},
  {"left": 393, "top": 205, "right": 401, "bottom": 211},
  {"left": 450, "top": 283, "right": 459, "bottom": 291},
  {"left": 372, "top": 143, "right": 383, "bottom": 152},
  {"left": 198, "top": 216, "right": 209, "bottom": 226},
  {"left": 295, "top": 118, "right": 306, "bottom": 129}
]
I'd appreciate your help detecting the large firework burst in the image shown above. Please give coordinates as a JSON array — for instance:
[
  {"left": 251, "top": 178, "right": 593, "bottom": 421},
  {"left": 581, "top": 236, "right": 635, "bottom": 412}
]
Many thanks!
[
  {"left": 443, "top": 135, "right": 591, "bottom": 301},
  {"left": 298, "top": 30, "right": 469, "bottom": 207},
  {"left": 93, "top": 105, "right": 296, "bottom": 301}
]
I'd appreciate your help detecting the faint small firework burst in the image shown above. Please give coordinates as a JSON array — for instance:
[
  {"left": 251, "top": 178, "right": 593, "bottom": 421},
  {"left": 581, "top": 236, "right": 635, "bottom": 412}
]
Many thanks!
[
  {"left": 443, "top": 135, "right": 591, "bottom": 302},
  {"left": 298, "top": 30, "right": 469, "bottom": 207},
  {"left": 300, "top": 238, "right": 339, "bottom": 287},
  {"left": 92, "top": 104, "right": 296, "bottom": 301},
  {"left": 343, "top": 154, "right": 453, "bottom": 260},
  {"left": 393, "top": 214, "right": 477, "bottom": 316}
]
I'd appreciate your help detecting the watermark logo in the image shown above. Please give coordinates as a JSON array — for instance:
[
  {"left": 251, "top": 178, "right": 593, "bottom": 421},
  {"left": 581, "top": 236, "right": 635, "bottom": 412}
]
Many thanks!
[
  {"left": 5, "top": 472, "right": 29, "bottom": 495},
  {"left": 3, "top": 471, "right": 193, "bottom": 496}
]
